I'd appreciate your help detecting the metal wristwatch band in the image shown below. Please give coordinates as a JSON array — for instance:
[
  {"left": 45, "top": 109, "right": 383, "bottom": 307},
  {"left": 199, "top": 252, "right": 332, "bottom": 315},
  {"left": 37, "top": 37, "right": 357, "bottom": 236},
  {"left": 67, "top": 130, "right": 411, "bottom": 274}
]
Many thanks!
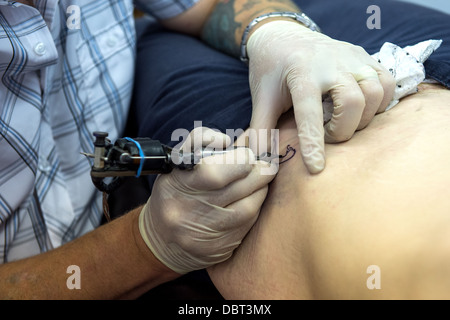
[{"left": 240, "top": 12, "right": 322, "bottom": 64}]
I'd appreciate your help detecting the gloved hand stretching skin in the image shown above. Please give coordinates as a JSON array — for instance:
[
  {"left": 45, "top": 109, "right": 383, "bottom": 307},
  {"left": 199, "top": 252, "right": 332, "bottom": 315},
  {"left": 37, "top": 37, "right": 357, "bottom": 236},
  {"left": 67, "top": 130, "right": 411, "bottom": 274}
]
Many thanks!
[
  {"left": 139, "top": 127, "right": 275, "bottom": 274},
  {"left": 247, "top": 21, "right": 396, "bottom": 174}
]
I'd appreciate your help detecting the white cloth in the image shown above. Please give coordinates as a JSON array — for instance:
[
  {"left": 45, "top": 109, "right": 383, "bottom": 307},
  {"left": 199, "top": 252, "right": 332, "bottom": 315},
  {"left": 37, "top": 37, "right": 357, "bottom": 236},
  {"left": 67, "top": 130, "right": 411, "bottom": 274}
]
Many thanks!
[{"left": 323, "top": 39, "right": 443, "bottom": 123}]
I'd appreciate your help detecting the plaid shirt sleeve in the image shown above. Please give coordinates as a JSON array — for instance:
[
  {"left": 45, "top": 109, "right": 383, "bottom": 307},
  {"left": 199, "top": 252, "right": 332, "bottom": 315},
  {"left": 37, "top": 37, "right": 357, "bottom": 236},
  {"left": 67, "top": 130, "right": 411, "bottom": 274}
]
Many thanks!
[
  {"left": 0, "top": 0, "right": 169, "bottom": 263},
  {"left": 135, "top": 0, "right": 199, "bottom": 20}
]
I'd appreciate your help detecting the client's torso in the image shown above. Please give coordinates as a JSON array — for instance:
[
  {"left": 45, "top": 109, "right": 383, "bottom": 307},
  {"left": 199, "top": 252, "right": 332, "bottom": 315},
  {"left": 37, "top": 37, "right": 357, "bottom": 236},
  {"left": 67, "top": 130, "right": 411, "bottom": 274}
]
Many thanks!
[{"left": 208, "top": 84, "right": 450, "bottom": 299}]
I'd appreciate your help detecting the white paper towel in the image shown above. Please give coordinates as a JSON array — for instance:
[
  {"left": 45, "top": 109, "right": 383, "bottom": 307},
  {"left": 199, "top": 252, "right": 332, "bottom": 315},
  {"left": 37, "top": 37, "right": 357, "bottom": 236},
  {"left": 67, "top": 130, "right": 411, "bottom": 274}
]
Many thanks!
[{"left": 323, "top": 39, "right": 443, "bottom": 123}]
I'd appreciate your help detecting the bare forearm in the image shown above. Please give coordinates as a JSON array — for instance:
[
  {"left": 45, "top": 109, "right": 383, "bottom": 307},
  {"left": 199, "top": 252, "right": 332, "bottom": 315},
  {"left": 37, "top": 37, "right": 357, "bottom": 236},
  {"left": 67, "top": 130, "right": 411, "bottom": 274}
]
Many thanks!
[
  {"left": 0, "top": 207, "right": 178, "bottom": 299},
  {"left": 201, "top": 0, "right": 301, "bottom": 57},
  {"left": 160, "top": 0, "right": 301, "bottom": 57}
]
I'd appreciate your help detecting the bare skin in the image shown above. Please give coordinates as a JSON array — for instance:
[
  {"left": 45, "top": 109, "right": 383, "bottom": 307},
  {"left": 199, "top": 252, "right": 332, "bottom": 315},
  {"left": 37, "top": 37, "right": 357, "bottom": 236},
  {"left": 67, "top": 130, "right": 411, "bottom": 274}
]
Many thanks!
[
  {"left": 208, "top": 84, "right": 450, "bottom": 300},
  {"left": 0, "top": 207, "right": 179, "bottom": 299}
]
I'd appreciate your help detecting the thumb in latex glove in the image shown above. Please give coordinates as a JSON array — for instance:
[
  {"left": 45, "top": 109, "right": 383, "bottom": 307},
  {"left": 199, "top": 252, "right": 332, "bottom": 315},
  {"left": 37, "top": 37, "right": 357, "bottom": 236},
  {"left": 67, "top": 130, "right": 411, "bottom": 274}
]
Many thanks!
[
  {"left": 139, "top": 127, "right": 276, "bottom": 274},
  {"left": 247, "top": 21, "right": 395, "bottom": 174}
]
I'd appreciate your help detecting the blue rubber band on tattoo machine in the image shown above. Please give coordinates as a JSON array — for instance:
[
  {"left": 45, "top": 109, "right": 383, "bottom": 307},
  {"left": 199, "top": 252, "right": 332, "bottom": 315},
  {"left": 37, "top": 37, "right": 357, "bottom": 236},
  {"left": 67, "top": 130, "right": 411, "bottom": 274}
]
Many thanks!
[{"left": 124, "top": 137, "right": 144, "bottom": 177}]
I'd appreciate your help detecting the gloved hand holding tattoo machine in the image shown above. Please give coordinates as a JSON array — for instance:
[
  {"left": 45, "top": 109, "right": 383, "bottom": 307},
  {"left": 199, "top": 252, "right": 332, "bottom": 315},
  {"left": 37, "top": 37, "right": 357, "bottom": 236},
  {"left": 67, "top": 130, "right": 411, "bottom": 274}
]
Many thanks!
[{"left": 85, "top": 127, "right": 276, "bottom": 274}]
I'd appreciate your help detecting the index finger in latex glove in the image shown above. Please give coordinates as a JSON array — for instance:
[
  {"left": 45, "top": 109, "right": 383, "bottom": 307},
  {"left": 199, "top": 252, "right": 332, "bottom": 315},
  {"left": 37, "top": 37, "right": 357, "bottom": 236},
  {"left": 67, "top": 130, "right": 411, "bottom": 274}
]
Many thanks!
[
  {"left": 181, "top": 126, "right": 232, "bottom": 151},
  {"left": 172, "top": 147, "right": 255, "bottom": 191},
  {"left": 290, "top": 83, "right": 326, "bottom": 174}
]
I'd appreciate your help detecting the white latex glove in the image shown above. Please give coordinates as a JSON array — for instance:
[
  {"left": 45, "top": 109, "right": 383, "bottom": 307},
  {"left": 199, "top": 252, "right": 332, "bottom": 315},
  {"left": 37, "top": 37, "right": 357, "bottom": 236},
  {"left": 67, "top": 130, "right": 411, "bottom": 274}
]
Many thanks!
[
  {"left": 247, "top": 21, "right": 396, "bottom": 173},
  {"left": 139, "top": 127, "right": 275, "bottom": 274}
]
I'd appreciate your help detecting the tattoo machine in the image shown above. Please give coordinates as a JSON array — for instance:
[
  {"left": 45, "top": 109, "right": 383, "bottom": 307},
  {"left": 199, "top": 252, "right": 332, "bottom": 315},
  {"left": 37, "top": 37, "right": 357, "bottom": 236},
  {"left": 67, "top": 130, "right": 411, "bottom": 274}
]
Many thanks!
[{"left": 82, "top": 131, "right": 275, "bottom": 194}]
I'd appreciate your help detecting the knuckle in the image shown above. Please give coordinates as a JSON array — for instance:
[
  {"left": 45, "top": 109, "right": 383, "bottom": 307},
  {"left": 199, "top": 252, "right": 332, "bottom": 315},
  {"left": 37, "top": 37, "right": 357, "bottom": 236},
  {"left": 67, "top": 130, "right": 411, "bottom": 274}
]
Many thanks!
[
  {"left": 176, "top": 234, "right": 196, "bottom": 252},
  {"left": 383, "top": 72, "right": 397, "bottom": 92},
  {"left": 202, "top": 169, "right": 225, "bottom": 188},
  {"left": 201, "top": 170, "right": 229, "bottom": 190},
  {"left": 325, "top": 123, "right": 354, "bottom": 142},
  {"left": 237, "top": 190, "right": 267, "bottom": 219},
  {"left": 341, "top": 90, "right": 366, "bottom": 110},
  {"left": 160, "top": 205, "right": 182, "bottom": 230},
  {"left": 235, "top": 201, "right": 257, "bottom": 220},
  {"left": 364, "top": 81, "right": 385, "bottom": 99},
  {"left": 357, "top": 116, "right": 372, "bottom": 130},
  {"left": 334, "top": 133, "right": 353, "bottom": 142}
]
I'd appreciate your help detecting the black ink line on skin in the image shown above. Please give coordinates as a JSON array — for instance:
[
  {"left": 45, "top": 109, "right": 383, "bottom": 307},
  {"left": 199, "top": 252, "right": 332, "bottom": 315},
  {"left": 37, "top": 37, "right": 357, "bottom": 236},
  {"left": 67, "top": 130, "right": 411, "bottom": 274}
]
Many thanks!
[{"left": 279, "top": 145, "right": 296, "bottom": 164}]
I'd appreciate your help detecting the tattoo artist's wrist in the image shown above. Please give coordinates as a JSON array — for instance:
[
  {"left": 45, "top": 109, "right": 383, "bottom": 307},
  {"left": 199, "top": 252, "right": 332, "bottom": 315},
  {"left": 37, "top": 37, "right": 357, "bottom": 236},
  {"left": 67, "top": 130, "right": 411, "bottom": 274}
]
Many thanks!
[{"left": 132, "top": 206, "right": 180, "bottom": 279}]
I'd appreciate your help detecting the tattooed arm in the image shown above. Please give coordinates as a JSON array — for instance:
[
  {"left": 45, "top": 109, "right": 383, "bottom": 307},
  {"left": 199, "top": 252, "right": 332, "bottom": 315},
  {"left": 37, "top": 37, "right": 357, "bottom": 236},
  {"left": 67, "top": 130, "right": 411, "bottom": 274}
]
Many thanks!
[{"left": 161, "top": 0, "right": 302, "bottom": 57}]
